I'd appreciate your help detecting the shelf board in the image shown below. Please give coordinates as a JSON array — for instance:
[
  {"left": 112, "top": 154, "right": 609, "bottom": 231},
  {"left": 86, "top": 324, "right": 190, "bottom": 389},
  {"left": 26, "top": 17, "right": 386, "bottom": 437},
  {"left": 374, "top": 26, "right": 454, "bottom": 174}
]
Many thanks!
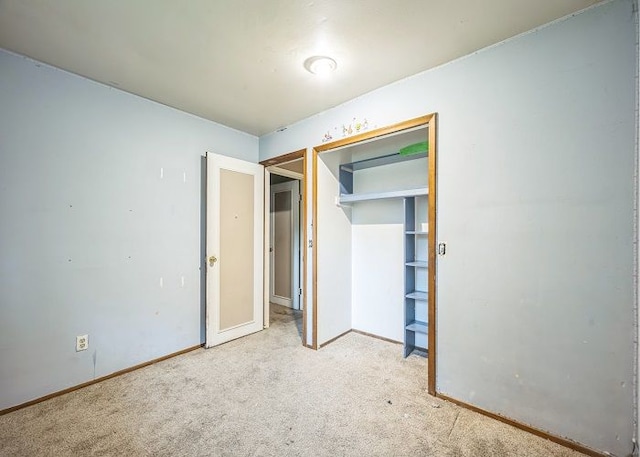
[
  {"left": 405, "top": 231, "right": 428, "bottom": 235},
  {"left": 405, "top": 261, "right": 427, "bottom": 268},
  {"left": 340, "top": 151, "right": 427, "bottom": 173},
  {"left": 339, "top": 187, "right": 427, "bottom": 204},
  {"left": 405, "top": 320, "right": 428, "bottom": 334},
  {"left": 406, "top": 291, "right": 427, "bottom": 301}
]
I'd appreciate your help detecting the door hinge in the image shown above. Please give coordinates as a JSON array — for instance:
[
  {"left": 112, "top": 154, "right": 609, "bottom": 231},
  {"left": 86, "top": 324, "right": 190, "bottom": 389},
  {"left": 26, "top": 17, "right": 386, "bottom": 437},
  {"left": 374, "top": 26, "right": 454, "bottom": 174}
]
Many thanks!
[
  {"left": 298, "top": 288, "right": 302, "bottom": 296},
  {"left": 308, "top": 239, "right": 313, "bottom": 248}
]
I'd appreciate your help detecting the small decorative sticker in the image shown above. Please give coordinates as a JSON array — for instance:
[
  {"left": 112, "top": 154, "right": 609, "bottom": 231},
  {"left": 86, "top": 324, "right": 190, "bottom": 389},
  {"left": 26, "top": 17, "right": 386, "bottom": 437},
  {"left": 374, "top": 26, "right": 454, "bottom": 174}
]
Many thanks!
[{"left": 321, "top": 117, "right": 373, "bottom": 143}]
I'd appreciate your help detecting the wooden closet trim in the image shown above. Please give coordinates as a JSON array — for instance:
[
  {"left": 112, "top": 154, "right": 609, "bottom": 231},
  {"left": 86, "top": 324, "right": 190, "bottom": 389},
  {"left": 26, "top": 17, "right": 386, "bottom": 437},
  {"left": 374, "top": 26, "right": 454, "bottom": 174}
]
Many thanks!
[
  {"left": 312, "top": 114, "right": 437, "bottom": 397},
  {"left": 427, "top": 114, "right": 437, "bottom": 396},
  {"left": 261, "top": 148, "right": 308, "bottom": 346}
]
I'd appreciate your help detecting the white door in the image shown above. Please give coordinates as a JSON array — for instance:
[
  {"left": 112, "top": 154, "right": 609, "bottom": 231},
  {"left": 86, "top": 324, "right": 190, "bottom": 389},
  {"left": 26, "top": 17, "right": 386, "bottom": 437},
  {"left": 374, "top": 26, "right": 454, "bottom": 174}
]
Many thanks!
[
  {"left": 269, "top": 180, "right": 301, "bottom": 309},
  {"left": 206, "top": 153, "right": 264, "bottom": 348}
]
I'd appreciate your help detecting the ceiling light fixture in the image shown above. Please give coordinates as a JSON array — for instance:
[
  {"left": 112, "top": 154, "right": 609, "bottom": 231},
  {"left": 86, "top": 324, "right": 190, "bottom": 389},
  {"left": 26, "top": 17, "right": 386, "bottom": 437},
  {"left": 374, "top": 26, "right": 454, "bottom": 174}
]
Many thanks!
[{"left": 304, "top": 56, "right": 337, "bottom": 76}]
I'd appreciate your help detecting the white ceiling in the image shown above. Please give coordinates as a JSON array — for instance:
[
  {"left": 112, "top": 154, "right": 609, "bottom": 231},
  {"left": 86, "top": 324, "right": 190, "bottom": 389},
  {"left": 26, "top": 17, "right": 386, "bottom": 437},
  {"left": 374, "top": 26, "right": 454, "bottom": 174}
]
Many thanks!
[{"left": 0, "top": 0, "right": 601, "bottom": 136}]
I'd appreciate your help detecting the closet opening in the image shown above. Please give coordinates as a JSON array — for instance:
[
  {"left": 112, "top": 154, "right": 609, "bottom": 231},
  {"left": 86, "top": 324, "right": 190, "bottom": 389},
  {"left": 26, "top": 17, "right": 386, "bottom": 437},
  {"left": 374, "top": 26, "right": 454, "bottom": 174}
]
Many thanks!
[
  {"left": 260, "top": 149, "right": 308, "bottom": 346},
  {"left": 312, "top": 115, "right": 437, "bottom": 395}
]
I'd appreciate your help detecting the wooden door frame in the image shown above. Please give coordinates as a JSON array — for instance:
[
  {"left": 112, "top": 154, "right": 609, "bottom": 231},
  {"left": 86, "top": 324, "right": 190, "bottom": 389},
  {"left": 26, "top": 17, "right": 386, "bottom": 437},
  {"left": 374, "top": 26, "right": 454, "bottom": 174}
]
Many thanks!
[
  {"left": 260, "top": 149, "right": 308, "bottom": 346},
  {"left": 312, "top": 114, "right": 438, "bottom": 396}
]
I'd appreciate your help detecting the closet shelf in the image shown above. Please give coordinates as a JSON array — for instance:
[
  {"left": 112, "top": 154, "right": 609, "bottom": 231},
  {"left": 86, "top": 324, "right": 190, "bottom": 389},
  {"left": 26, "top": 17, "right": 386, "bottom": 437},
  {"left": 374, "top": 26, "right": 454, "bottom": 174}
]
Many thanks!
[
  {"left": 405, "top": 261, "right": 427, "bottom": 268},
  {"left": 340, "top": 151, "right": 427, "bottom": 173},
  {"left": 405, "top": 320, "right": 428, "bottom": 334},
  {"left": 406, "top": 291, "right": 427, "bottom": 301},
  {"left": 339, "top": 187, "right": 428, "bottom": 204}
]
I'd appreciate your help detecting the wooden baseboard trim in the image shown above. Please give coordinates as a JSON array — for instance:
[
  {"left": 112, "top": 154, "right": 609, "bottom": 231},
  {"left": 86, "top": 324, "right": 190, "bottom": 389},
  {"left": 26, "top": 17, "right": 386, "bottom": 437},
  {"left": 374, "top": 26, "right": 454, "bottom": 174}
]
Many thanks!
[
  {"left": 319, "top": 330, "right": 352, "bottom": 348},
  {"left": 0, "top": 344, "right": 203, "bottom": 416},
  {"left": 352, "top": 329, "right": 402, "bottom": 345},
  {"left": 436, "top": 394, "right": 607, "bottom": 457}
]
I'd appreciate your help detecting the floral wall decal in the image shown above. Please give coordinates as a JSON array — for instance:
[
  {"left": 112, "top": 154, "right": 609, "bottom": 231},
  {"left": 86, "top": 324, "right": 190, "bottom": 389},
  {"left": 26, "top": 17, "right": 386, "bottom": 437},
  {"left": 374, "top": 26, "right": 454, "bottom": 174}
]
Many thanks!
[{"left": 321, "top": 117, "right": 373, "bottom": 143}]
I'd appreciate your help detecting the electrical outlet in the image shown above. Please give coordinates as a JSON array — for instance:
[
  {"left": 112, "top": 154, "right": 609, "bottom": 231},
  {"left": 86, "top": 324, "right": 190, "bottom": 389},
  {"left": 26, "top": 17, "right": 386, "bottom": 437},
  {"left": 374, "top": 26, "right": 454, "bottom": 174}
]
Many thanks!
[{"left": 76, "top": 334, "right": 88, "bottom": 352}]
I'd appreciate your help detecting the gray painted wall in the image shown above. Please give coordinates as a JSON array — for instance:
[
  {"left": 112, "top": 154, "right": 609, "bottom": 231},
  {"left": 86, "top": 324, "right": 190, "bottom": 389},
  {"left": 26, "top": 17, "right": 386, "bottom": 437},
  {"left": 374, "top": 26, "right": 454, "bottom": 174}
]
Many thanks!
[
  {"left": 0, "top": 49, "right": 258, "bottom": 410},
  {"left": 259, "top": 1, "right": 636, "bottom": 455}
]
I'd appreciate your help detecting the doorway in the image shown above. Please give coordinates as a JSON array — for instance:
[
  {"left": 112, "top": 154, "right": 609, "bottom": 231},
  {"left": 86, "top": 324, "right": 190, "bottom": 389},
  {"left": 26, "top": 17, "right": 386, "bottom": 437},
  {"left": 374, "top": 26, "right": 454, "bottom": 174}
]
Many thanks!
[
  {"left": 270, "top": 178, "right": 301, "bottom": 310},
  {"left": 260, "top": 149, "right": 308, "bottom": 346}
]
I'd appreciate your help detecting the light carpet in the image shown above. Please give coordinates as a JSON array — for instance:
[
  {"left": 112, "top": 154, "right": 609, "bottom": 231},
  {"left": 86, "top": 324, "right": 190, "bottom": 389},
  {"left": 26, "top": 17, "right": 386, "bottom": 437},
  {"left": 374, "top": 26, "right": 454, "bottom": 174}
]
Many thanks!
[{"left": 0, "top": 304, "right": 585, "bottom": 456}]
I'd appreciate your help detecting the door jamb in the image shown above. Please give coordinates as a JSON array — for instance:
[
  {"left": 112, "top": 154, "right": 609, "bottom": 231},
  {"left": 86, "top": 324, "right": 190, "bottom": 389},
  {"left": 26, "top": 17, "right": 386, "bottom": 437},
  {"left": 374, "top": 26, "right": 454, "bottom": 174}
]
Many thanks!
[
  {"left": 312, "top": 114, "right": 437, "bottom": 395},
  {"left": 269, "top": 166, "right": 303, "bottom": 181},
  {"left": 260, "top": 149, "right": 308, "bottom": 347}
]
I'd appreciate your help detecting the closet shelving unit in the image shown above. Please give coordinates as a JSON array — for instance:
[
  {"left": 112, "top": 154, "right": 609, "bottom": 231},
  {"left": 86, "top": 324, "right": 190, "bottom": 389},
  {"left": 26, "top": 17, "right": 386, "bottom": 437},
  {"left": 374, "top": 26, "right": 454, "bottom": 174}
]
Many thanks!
[
  {"left": 403, "top": 196, "right": 428, "bottom": 357},
  {"left": 338, "top": 148, "right": 428, "bottom": 358}
]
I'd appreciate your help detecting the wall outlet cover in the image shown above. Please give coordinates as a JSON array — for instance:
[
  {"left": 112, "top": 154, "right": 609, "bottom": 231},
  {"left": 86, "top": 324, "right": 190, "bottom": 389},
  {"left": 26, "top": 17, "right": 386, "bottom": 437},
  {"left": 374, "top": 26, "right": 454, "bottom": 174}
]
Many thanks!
[{"left": 76, "top": 334, "right": 89, "bottom": 352}]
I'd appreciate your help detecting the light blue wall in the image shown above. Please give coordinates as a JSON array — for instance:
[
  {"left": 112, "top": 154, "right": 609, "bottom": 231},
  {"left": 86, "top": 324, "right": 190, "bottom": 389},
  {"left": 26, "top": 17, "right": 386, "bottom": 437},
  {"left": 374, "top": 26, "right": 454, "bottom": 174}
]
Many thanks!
[
  {"left": 0, "top": 1, "right": 636, "bottom": 454},
  {"left": 0, "top": 49, "right": 258, "bottom": 410},
  {"left": 260, "top": 1, "right": 637, "bottom": 455}
]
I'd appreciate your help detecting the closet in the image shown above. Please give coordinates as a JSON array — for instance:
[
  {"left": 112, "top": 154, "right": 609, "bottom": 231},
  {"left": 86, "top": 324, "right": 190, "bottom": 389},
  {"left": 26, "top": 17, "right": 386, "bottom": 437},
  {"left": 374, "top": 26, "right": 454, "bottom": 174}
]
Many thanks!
[
  {"left": 312, "top": 115, "right": 436, "bottom": 377},
  {"left": 337, "top": 145, "right": 428, "bottom": 357}
]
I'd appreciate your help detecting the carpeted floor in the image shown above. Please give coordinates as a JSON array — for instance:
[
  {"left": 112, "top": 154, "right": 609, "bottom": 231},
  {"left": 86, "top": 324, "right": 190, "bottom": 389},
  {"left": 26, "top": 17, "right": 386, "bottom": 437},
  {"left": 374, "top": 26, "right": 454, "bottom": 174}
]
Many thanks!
[{"left": 0, "top": 304, "right": 585, "bottom": 457}]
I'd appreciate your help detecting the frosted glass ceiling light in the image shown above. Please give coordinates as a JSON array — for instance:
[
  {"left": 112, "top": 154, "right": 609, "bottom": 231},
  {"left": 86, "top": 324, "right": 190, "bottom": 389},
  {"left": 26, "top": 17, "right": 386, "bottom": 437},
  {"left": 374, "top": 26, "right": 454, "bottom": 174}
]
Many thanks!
[{"left": 304, "top": 56, "right": 337, "bottom": 76}]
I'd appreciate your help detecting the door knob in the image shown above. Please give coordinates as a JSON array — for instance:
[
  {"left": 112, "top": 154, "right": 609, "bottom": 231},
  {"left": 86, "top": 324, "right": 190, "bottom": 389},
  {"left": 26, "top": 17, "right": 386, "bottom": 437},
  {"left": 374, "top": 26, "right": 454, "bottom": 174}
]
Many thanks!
[{"left": 208, "top": 255, "right": 217, "bottom": 266}]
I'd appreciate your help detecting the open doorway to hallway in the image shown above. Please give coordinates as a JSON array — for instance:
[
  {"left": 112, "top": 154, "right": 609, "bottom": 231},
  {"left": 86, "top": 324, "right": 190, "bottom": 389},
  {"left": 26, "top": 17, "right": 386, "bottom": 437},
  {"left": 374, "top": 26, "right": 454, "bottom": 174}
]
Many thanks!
[
  {"left": 262, "top": 153, "right": 306, "bottom": 343},
  {"left": 269, "top": 171, "right": 303, "bottom": 338},
  {"left": 269, "top": 174, "right": 301, "bottom": 311}
]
